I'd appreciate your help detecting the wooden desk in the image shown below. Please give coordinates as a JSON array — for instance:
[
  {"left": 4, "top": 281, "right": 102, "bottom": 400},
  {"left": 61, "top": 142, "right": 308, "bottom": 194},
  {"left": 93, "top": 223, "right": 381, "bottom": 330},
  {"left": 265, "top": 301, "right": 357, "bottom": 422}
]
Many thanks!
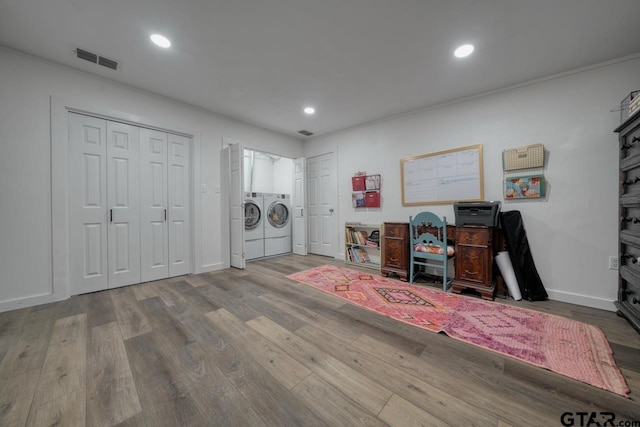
[
  {"left": 382, "top": 222, "right": 502, "bottom": 300},
  {"left": 451, "top": 226, "right": 496, "bottom": 300},
  {"left": 381, "top": 222, "right": 410, "bottom": 281}
]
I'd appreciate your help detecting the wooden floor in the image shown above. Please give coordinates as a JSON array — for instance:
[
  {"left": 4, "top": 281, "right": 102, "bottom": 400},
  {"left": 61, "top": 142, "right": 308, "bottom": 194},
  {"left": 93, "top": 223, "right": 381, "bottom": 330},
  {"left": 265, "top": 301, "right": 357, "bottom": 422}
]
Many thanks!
[{"left": 1, "top": 254, "right": 639, "bottom": 426}]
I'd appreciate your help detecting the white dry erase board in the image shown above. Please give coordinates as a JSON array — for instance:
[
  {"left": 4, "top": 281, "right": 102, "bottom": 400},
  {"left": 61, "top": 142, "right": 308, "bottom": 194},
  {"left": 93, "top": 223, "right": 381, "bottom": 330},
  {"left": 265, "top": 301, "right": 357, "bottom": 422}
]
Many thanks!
[{"left": 401, "top": 144, "right": 484, "bottom": 206}]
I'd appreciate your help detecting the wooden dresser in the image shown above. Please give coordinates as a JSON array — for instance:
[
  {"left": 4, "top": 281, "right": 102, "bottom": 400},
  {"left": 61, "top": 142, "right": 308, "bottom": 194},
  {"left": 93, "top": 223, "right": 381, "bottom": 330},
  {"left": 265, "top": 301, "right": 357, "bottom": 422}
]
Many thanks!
[
  {"left": 615, "top": 110, "right": 640, "bottom": 333},
  {"left": 381, "top": 222, "right": 410, "bottom": 281},
  {"left": 451, "top": 226, "right": 496, "bottom": 300}
]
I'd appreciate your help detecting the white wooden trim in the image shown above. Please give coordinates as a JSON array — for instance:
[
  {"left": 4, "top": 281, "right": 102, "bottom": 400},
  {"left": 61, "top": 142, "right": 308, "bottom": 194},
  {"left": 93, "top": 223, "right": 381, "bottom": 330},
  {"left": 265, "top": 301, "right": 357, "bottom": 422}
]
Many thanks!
[
  {"left": 200, "top": 262, "right": 225, "bottom": 273},
  {"left": 0, "top": 293, "right": 65, "bottom": 313},
  {"left": 544, "top": 289, "right": 616, "bottom": 312}
]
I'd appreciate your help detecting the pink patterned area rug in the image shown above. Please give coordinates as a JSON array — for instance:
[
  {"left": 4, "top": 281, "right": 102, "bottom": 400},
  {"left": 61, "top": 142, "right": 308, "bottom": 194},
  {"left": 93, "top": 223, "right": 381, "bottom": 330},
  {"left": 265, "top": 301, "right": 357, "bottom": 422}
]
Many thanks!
[{"left": 286, "top": 265, "right": 630, "bottom": 397}]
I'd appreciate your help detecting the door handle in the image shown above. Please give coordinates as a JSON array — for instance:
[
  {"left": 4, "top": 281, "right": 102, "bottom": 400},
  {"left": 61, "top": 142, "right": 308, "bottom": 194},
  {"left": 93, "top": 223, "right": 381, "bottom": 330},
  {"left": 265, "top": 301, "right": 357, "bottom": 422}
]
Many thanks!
[
  {"left": 329, "top": 208, "right": 334, "bottom": 214},
  {"left": 110, "top": 209, "right": 113, "bottom": 222},
  {"left": 164, "top": 209, "right": 167, "bottom": 221}
]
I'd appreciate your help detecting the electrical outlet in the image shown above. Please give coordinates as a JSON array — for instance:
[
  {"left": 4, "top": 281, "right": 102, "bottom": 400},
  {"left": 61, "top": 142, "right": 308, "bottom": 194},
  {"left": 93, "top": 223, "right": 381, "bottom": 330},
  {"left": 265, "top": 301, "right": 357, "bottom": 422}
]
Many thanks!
[{"left": 609, "top": 256, "right": 619, "bottom": 270}]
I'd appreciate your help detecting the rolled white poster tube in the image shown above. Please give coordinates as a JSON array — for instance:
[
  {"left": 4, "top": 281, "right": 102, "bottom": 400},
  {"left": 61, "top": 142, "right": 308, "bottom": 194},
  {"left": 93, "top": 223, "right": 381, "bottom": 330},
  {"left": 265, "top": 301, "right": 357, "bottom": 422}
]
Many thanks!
[{"left": 496, "top": 251, "right": 522, "bottom": 301}]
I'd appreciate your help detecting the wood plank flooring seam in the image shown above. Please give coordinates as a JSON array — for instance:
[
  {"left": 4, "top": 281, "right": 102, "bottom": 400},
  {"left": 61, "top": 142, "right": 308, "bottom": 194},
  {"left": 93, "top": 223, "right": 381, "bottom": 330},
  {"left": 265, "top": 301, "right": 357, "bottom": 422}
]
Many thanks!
[
  {"left": 204, "top": 308, "right": 314, "bottom": 392},
  {"left": 294, "top": 324, "right": 522, "bottom": 426},
  {"left": 375, "top": 391, "right": 396, "bottom": 417},
  {"left": 246, "top": 315, "right": 394, "bottom": 415},
  {"left": 0, "top": 308, "right": 60, "bottom": 426},
  {"left": 27, "top": 313, "right": 88, "bottom": 427},
  {"left": 16, "top": 369, "right": 42, "bottom": 427},
  {"left": 87, "top": 321, "right": 143, "bottom": 426},
  {"left": 349, "top": 332, "right": 566, "bottom": 425},
  {"left": 25, "top": 312, "right": 70, "bottom": 425}
]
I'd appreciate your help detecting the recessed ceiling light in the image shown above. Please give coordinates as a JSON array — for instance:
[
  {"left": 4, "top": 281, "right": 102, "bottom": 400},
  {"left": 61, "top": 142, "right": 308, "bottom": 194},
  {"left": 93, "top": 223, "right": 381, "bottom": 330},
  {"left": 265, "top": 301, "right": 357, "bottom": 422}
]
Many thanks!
[
  {"left": 304, "top": 107, "right": 316, "bottom": 115},
  {"left": 150, "top": 34, "right": 171, "bottom": 48},
  {"left": 454, "top": 44, "right": 474, "bottom": 58}
]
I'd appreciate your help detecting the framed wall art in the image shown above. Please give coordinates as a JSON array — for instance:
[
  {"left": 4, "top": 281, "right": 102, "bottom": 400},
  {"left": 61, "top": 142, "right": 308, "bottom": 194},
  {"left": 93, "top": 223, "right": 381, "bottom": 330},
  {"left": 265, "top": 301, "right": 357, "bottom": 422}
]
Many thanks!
[{"left": 504, "top": 174, "right": 544, "bottom": 199}]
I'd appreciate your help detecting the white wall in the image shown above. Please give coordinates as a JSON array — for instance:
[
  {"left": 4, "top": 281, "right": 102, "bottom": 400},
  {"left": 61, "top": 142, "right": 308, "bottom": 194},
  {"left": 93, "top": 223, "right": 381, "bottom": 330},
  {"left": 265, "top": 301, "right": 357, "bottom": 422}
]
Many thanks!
[
  {"left": 250, "top": 152, "right": 275, "bottom": 193},
  {"left": 0, "top": 45, "right": 303, "bottom": 311},
  {"left": 305, "top": 56, "right": 640, "bottom": 311},
  {"left": 243, "top": 149, "right": 293, "bottom": 195},
  {"left": 273, "top": 157, "right": 294, "bottom": 195}
]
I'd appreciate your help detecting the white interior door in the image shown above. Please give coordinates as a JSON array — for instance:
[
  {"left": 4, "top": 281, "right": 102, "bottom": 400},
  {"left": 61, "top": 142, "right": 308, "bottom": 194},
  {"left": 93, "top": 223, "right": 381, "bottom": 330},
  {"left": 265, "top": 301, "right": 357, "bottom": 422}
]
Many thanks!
[
  {"left": 106, "top": 121, "right": 140, "bottom": 288},
  {"left": 292, "top": 157, "right": 307, "bottom": 255},
  {"left": 229, "top": 143, "right": 245, "bottom": 268},
  {"left": 69, "top": 113, "right": 108, "bottom": 294},
  {"left": 307, "top": 152, "right": 338, "bottom": 257},
  {"left": 168, "top": 133, "right": 191, "bottom": 276},
  {"left": 140, "top": 128, "right": 169, "bottom": 282}
]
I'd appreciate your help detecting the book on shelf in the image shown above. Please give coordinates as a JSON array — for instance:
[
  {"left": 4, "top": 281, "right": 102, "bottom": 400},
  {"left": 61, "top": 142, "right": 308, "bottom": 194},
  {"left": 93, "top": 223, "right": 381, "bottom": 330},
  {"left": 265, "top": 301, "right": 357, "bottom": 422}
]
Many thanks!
[
  {"left": 346, "top": 228, "right": 368, "bottom": 245},
  {"left": 347, "top": 247, "right": 371, "bottom": 264},
  {"left": 348, "top": 247, "right": 361, "bottom": 263}
]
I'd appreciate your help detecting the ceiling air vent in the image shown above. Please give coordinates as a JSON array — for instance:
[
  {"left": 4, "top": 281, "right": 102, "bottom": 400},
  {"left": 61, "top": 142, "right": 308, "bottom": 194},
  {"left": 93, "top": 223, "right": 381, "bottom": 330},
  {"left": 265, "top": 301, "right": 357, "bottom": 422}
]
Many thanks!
[
  {"left": 75, "top": 48, "right": 120, "bottom": 71},
  {"left": 298, "top": 130, "right": 314, "bottom": 136},
  {"left": 76, "top": 48, "right": 98, "bottom": 64},
  {"left": 98, "top": 56, "right": 119, "bottom": 70}
]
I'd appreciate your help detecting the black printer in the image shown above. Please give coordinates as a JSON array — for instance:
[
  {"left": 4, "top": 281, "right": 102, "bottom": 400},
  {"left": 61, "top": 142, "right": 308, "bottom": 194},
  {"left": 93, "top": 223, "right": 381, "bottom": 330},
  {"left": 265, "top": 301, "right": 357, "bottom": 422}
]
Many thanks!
[{"left": 454, "top": 201, "right": 501, "bottom": 227}]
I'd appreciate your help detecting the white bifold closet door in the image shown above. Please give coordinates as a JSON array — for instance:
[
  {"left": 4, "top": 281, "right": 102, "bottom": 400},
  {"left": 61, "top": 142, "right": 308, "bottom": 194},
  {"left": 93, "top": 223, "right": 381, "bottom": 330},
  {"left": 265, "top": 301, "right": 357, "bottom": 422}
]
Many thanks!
[
  {"left": 69, "top": 113, "right": 190, "bottom": 296},
  {"left": 69, "top": 114, "right": 141, "bottom": 293},
  {"left": 167, "top": 133, "right": 191, "bottom": 277},
  {"left": 108, "top": 121, "right": 141, "bottom": 287},
  {"left": 139, "top": 129, "right": 169, "bottom": 282},
  {"left": 139, "top": 129, "right": 191, "bottom": 282}
]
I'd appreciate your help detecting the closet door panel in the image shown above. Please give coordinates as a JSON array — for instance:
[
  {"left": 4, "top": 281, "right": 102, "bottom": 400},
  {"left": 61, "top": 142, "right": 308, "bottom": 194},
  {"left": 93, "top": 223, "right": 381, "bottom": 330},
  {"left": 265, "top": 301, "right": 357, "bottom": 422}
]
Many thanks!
[
  {"left": 69, "top": 113, "right": 108, "bottom": 294},
  {"left": 168, "top": 133, "right": 191, "bottom": 277},
  {"left": 140, "top": 129, "right": 169, "bottom": 282},
  {"left": 107, "top": 121, "right": 140, "bottom": 288}
]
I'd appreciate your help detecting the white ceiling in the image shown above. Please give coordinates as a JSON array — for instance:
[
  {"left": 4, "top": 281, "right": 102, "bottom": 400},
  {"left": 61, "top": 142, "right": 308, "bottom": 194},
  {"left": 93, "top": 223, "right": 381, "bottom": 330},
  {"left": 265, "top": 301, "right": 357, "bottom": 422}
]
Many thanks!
[{"left": 2, "top": 0, "right": 640, "bottom": 138}]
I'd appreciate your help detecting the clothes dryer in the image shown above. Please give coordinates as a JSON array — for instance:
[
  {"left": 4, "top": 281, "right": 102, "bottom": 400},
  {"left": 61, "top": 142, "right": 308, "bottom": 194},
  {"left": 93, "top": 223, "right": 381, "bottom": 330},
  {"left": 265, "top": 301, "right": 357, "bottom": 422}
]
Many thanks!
[
  {"left": 244, "top": 192, "right": 264, "bottom": 260},
  {"left": 264, "top": 193, "right": 292, "bottom": 256}
]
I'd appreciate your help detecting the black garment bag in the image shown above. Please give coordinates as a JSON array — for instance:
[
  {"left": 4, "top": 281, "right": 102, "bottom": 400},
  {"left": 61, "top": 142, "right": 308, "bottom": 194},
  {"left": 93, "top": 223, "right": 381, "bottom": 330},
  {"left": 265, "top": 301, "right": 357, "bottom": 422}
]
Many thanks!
[{"left": 499, "top": 210, "right": 548, "bottom": 301}]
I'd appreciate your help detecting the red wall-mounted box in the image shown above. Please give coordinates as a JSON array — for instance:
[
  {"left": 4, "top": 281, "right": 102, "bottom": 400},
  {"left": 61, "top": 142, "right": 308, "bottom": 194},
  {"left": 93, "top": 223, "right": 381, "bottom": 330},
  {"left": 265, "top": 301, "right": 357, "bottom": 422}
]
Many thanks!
[
  {"left": 352, "top": 176, "right": 366, "bottom": 191},
  {"left": 364, "top": 191, "right": 380, "bottom": 208}
]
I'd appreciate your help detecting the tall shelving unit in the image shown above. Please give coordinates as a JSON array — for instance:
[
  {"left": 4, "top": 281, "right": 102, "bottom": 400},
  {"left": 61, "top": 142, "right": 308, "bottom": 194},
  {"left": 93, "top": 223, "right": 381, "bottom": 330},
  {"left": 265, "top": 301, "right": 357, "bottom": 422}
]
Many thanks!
[{"left": 344, "top": 223, "right": 381, "bottom": 270}]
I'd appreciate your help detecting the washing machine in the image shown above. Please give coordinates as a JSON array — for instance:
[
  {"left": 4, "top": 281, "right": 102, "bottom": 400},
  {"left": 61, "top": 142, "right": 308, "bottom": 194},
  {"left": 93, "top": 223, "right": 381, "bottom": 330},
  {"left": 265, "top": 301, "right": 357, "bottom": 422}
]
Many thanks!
[
  {"left": 244, "top": 192, "right": 264, "bottom": 260},
  {"left": 264, "top": 193, "right": 292, "bottom": 257}
]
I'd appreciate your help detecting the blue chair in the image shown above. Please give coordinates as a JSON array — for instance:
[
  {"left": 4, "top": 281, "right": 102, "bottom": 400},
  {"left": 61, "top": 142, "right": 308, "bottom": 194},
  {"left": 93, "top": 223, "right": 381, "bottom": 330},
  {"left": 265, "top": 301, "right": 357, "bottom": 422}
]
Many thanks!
[{"left": 409, "top": 212, "right": 455, "bottom": 291}]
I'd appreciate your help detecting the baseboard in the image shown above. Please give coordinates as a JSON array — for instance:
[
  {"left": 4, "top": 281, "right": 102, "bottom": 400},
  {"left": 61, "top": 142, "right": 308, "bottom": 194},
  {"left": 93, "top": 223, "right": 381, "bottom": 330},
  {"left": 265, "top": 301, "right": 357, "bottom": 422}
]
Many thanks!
[
  {"left": 200, "top": 262, "right": 225, "bottom": 273},
  {"left": 0, "top": 292, "right": 66, "bottom": 313},
  {"left": 545, "top": 289, "right": 616, "bottom": 312},
  {"left": 0, "top": 263, "right": 227, "bottom": 313}
]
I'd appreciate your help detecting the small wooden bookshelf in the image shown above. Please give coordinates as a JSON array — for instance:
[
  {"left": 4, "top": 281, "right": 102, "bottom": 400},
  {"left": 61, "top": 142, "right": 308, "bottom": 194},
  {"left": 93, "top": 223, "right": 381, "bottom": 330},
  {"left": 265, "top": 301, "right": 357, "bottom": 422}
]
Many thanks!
[{"left": 344, "top": 223, "right": 380, "bottom": 270}]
